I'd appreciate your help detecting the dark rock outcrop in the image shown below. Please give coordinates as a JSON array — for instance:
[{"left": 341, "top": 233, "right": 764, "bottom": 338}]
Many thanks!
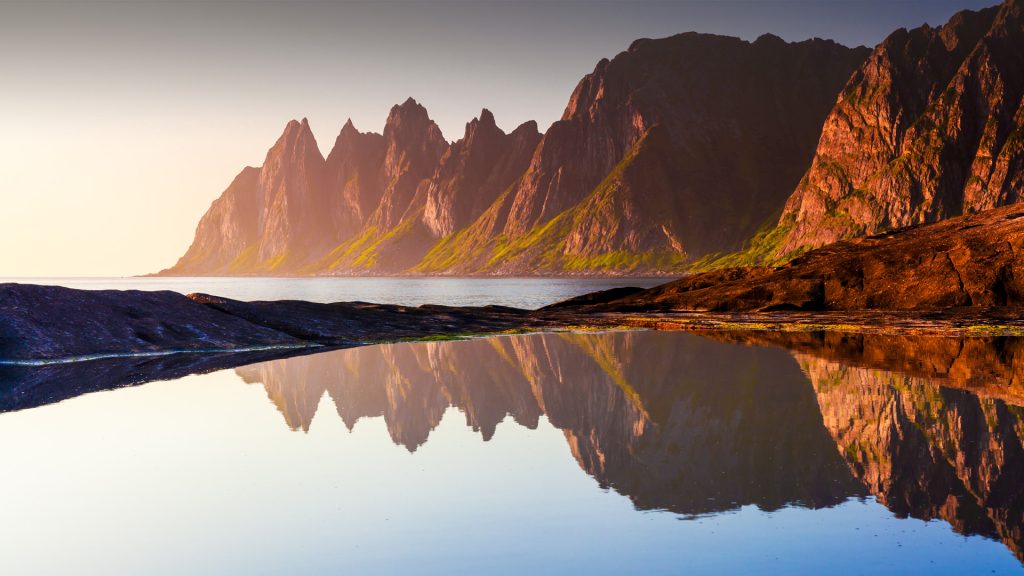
[
  {"left": 0, "top": 283, "right": 576, "bottom": 365},
  {"left": 0, "top": 284, "right": 305, "bottom": 362}
]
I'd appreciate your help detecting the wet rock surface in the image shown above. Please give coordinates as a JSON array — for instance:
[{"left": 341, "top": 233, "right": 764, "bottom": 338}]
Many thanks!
[{"left": 0, "top": 284, "right": 306, "bottom": 362}]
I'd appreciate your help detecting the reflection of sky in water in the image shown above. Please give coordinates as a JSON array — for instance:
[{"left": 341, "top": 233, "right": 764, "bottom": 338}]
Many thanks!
[{"left": 1, "top": 331, "right": 1022, "bottom": 575}]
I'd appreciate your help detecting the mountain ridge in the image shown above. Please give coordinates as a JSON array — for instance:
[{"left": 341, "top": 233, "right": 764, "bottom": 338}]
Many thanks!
[
  {"left": 158, "top": 30, "right": 869, "bottom": 276},
  {"left": 160, "top": 1, "right": 1024, "bottom": 278}
]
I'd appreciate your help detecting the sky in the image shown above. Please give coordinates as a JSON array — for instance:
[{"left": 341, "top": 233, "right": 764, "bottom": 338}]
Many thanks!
[{"left": 0, "top": 0, "right": 998, "bottom": 277}]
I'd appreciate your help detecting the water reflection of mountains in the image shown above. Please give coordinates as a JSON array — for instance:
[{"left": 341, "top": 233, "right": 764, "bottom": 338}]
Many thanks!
[
  {"left": 237, "top": 330, "right": 1024, "bottom": 560},
  {"left": 3, "top": 327, "right": 1023, "bottom": 560},
  {"left": 238, "top": 331, "right": 861, "bottom": 516}
]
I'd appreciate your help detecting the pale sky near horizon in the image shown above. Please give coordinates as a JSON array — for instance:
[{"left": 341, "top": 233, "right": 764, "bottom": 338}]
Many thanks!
[{"left": 0, "top": 0, "right": 997, "bottom": 277}]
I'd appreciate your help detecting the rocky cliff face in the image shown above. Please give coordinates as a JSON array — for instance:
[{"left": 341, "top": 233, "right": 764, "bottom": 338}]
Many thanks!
[
  {"left": 167, "top": 118, "right": 331, "bottom": 274},
  {"left": 160, "top": 31, "right": 867, "bottom": 276},
  {"left": 774, "top": 0, "right": 1024, "bottom": 258},
  {"left": 370, "top": 98, "right": 449, "bottom": 232},
  {"left": 253, "top": 118, "right": 329, "bottom": 267},
  {"left": 315, "top": 98, "right": 451, "bottom": 273},
  {"left": 422, "top": 110, "right": 540, "bottom": 238},
  {"left": 323, "top": 119, "right": 386, "bottom": 243},
  {"left": 320, "top": 106, "right": 540, "bottom": 274},
  {"left": 170, "top": 166, "right": 261, "bottom": 273}
]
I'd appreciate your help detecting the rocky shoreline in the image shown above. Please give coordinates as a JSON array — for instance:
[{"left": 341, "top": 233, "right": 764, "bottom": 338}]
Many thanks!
[
  {"left": 5, "top": 203, "right": 1024, "bottom": 410},
  {"left": 8, "top": 204, "right": 1024, "bottom": 364},
  {"left": 0, "top": 284, "right": 591, "bottom": 365}
]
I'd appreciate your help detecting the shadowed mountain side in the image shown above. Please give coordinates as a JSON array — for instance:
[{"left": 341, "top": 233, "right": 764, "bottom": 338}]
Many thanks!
[
  {"left": 236, "top": 331, "right": 862, "bottom": 515},
  {"left": 420, "top": 33, "right": 867, "bottom": 275},
  {"left": 801, "top": 354, "right": 1024, "bottom": 560}
]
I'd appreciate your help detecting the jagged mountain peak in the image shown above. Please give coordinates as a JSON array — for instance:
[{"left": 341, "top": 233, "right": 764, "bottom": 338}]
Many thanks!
[
  {"left": 388, "top": 97, "right": 428, "bottom": 121},
  {"left": 478, "top": 108, "right": 496, "bottom": 127},
  {"left": 754, "top": 32, "right": 786, "bottom": 45},
  {"left": 329, "top": 117, "right": 380, "bottom": 156},
  {"left": 274, "top": 117, "right": 321, "bottom": 155},
  {"left": 382, "top": 98, "right": 445, "bottom": 145},
  {"left": 463, "top": 108, "right": 504, "bottom": 143},
  {"left": 511, "top": 119, "right": 539, "bottom": 135}
]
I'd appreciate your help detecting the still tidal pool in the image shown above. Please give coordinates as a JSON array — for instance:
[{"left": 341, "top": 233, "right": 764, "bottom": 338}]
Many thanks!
[{"left": 1, "top": 330, "right": 1022, "bottom": 575}]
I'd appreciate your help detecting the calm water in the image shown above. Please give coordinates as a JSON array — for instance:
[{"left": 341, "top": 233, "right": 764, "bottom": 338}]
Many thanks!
[
  {"left": 2, "top": 329, "right": 1023, "bottom": 574},
  {"left": 0, "top": 277, "right": 665, "bottom": 309}
]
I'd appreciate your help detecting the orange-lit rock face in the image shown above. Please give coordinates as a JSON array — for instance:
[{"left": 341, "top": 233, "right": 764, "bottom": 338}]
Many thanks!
[{"left": 777, "top": 0, "right": 1024, "bottom": 257}]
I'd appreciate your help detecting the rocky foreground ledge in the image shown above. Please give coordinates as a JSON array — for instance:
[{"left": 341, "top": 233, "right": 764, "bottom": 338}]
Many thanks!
[
  {"left": 6, "top": 204, "right": 1024, "bottom": 367},
  {"left": 0, "top": 286, "right": 584, "bottom": 365}
]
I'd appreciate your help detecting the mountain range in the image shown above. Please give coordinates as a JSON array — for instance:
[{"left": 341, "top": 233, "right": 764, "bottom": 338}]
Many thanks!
[{"left": 160, "top": 0, "right": 1023, "bottom": 276}]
